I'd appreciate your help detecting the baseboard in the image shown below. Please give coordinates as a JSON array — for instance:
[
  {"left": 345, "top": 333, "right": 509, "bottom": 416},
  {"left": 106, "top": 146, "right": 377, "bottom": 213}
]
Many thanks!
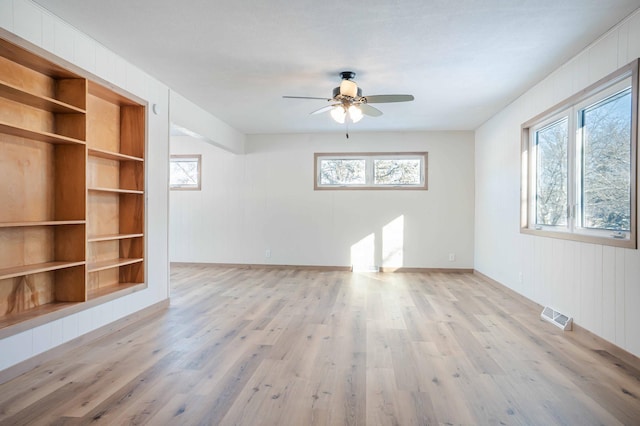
[
  {"left": 171, "top": 262, "right": 473, "bottom": 274},
  {"left": 380, "top": 267, "right": 474, "bottom": 273},
  {"left": 570, "top": 323, "right": 640, "bottom": 369},
  {"left": 0, "top": 299, "right": 169, "bottom": 385},
  {"left": 472, "top": 270, "right": 640, "bottom": 369},
  {"left": 171, "top": 262, "right": 353, "bottom": 271},
  {"left": 472, "top": 270, "right": 544, "bottom": 311}
]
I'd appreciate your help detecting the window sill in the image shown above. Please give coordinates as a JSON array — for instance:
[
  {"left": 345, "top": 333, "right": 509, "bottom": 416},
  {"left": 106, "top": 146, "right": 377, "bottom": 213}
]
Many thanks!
[{"left": 520, "top": 227, "right": 636, "bottom": 249}]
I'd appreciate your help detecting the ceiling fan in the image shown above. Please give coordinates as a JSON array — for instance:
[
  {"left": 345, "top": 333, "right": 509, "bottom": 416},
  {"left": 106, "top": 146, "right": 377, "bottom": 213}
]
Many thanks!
[{"left": 283, "top": 71, "right": 414, "bottom": 125}]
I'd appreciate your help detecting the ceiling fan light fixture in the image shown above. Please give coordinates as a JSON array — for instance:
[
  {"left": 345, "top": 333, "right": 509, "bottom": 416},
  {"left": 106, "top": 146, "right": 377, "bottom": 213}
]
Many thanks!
[
  {"left": 330, "top": 106, "right": 346, "bottom": 124},
  {"left": 340, "top": 79, "right": 358, "bottom": 98},
  {"left": 348, "top": 105, "right": 363, "bottom": 123}
]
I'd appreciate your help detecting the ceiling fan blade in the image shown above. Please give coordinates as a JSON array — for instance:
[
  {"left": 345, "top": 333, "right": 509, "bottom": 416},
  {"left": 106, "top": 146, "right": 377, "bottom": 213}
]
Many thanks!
[
  {"left": 283, "top": 96, "right": 332, "bottom": 101},
  {"left": 364, "top": 94, "right": 414, "bottom": 103},
  {"left": 359, "top": 103, "right": 383, "bottom": 117},
  {"left": 310, "top": 104, "right": 338, "bottom": 115}
]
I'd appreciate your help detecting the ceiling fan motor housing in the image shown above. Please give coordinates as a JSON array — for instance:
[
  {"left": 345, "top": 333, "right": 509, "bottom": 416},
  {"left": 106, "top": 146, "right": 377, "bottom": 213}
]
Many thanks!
[{"left": 333, "top": 85, "right": 362, "bottom": 98}]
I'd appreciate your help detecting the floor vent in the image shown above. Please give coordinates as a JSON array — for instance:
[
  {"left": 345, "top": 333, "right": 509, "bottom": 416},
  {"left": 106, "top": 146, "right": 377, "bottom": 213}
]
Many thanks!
[{"left": 541, "top": 306, "right": 573, "bottom": 331}]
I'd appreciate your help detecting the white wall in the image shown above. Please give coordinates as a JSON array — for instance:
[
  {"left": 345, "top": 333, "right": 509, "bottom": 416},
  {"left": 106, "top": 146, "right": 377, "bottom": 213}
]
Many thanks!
[
  {"left": 0, "top": 0, "right": 171, "bottom": 371},
  {"left": 475, "top": 10, "right": 640, "bottom": 357},
  {"left": 170, "top": 131, "right": 475, "bottom": 269}
]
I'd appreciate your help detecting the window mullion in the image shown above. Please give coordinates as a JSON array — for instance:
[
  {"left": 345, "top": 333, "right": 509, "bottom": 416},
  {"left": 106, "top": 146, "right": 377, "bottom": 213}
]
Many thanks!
[
  {"left": 567, "top": 108, "right": 578, "bottom": 232},
  {"left": 529, "top": 134, "right": 538, "bottom": 228}
]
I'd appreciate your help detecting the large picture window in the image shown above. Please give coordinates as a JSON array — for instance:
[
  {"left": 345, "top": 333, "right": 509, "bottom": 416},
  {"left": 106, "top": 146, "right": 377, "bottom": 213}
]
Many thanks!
[
  {"left": 521, "top": 60, "right": 638, "bottom": 248},
  {"left": 315, "top": 152, "right": 427, "bottom": 190}
]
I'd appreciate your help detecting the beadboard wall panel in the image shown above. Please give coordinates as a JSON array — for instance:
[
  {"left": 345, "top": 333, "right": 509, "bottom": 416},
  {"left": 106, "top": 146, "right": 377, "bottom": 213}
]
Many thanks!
[{"left": 475, "top": 9, "right": 640, "bottom": 357}]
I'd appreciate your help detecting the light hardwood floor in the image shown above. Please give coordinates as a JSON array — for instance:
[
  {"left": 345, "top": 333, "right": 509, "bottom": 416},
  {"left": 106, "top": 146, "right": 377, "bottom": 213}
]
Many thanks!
[{"left": 1, "top": 264, "right": 639, "bottom": 425}]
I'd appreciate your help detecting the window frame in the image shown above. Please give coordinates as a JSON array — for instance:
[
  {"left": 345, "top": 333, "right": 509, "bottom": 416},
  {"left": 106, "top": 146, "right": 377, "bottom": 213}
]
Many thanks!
[
  {"left": 314, "top": 152, "right": 428, "bottom": 190},
  {"left": 170, "top": 154, "right": 202, "bottom": 191},
  {"left": 521, "top": 59, "right": 638, "bottom": 249}
]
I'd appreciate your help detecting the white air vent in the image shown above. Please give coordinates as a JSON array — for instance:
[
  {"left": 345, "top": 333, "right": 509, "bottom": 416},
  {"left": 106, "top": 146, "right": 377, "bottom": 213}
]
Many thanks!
[{"left": 541, "top": 306, "right": 573, "bottom": 331}]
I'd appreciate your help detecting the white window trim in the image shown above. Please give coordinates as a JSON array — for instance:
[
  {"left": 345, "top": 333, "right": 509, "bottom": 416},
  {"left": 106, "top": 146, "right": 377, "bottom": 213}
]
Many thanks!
[
  {"left": 521, "top": 60, "right": 638, "bottom": 249},
  {"left": 170, "top": 154, "right": 202, "bottom": 191},
  {"left": 314, "top": 152, "right": 428, "bottom": 190}
]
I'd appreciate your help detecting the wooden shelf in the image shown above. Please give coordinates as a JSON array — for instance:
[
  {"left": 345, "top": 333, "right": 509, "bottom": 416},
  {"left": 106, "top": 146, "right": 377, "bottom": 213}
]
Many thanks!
[
  {"left": 88, "top": 187, "right": 144, "bottom": 194},
  {"left": 0, "top": 79, "right": 86, "bottom": 113},
  {"left": 0, "top": 220, "right": 85, "bottom": 228},
  {"left": 88, "top": 148, "right": 143, "bottom": 162},
  {"left": 0, "top": 301, "right": 78, "bottom": 332},
  {"left": 87, "top": 258, "right": 143, "bottom": 273},
  {"left": 0, "top": 121, "right": 85, "bottom": 145},
  {"left": 87, "top": 282, "right": 145, "bottom": 300},
  {"left": 0, "top": 261, "right": 85, "bottom": 281},
  {"left": 88, "top": 233, "right": 144, "bottom": 242}
]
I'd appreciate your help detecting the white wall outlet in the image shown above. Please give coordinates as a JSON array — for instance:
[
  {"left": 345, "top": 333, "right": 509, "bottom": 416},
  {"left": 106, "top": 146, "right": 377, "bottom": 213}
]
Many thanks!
[
  {"left": 518, "top": 272, "right": 523, "bottom": 283},
  {"left": 448, "top": 253, "right": 455, "bottom": 261},
  {"left": 265, "top": 249, "right": 271, "bottom": 258}
]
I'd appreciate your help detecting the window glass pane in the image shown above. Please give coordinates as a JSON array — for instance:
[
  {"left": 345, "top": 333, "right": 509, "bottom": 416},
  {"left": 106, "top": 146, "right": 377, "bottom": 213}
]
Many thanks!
[
  {"left": 170, "top": 158, "right": 200, "bottom": 187},
  {"left": 319, "top": 159, "right": 365, "bottom": 185},
  {"left": 374, "top": 159, "right": 422, "bottom": 185},
  {"left": 535, "top": 118, "right": 568, "bottom": 226},
  {"left": 581, "top": 88, "right": 631, "bottom": 231}
]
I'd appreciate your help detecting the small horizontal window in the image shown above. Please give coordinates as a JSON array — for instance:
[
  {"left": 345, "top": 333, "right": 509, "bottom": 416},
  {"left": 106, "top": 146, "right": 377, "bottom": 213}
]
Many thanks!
[
  {"left": 170, "top": 155, "right": 201, "bottom": 190},
  {"left": 315, "top": 152, "right": 428, "bottom": 190}
]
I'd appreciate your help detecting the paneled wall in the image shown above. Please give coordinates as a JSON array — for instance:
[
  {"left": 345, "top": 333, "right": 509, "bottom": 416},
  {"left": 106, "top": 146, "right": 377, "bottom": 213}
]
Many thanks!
[
  {"left": 0, "top": 0, "right": 170, "bottom": 371},
  {"left": 170, "top": 131, "right": 475, "bottom": 269},
  {"left": 475, "top": 10, "right": 640, "bottom": 356}
]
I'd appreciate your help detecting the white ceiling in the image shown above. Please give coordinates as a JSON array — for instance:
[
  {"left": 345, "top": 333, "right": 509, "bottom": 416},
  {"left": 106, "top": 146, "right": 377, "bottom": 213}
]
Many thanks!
[{"left": 33, "top": 0, "right": 640, "bottom": 135}]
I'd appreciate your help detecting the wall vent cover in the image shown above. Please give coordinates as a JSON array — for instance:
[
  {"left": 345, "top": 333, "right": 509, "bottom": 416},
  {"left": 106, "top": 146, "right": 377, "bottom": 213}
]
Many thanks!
[{"left": 541, "top": 306, "right": 573, "bottom": 331}]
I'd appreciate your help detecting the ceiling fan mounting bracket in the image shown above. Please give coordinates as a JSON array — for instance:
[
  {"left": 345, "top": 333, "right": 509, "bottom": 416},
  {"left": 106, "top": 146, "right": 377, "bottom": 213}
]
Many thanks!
[{"left": 340, "top": 71, "right": 356, "bottom": 80}]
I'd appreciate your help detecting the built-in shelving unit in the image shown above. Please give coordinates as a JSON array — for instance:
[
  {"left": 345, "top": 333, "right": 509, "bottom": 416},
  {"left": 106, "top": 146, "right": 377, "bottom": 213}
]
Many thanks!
[
  {"left": 0, "top": 37, "right": 146, "bottom": 332},
  {"left": 85, "top": 80, "right": 145, "bottom": 301}
]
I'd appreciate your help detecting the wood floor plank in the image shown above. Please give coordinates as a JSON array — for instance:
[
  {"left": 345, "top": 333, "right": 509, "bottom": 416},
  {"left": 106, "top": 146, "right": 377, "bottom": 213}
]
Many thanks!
[{"left": 1, "top": 265, "right": 640, "bottom": 425}]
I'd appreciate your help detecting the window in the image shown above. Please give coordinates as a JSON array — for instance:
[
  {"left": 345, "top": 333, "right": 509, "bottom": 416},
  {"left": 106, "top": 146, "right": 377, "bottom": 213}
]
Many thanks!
[
  {"left": 521, "top": 60, "right": 638, "bottom": 248},
  {"left": 170, "top": 155, "right": 201, "bottom": 190},
  {"left": 315, "top": 152, "right": 427, "bottom": 190}
]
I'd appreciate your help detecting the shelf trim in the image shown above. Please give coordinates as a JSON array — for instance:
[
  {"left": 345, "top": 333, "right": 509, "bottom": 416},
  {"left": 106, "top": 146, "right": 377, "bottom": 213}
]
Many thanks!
[
  {"left": 87, "top": 282, "right": 146, "bottom": 301},
  {"left": 0, "top": 121, "right": 86, "bottom": 145},
  {"left": 88, "top": 147, "right": 144, "bottom": 162},
  {"left": 0, "top": 261, "right": 86, "bottom": 280},
  {"left": 87, "top": 258, "right": 144, "bottom": 273},
  {"left": 0, "top": 220, "right": 85, "bottom": 228},
  {"left": 88, "top": 233, "right": 144, "bottom": 242},
  {"left": 0, "top": 79, "right": 86, "bottom": 113},
  {"left": 87, "top": 187, "right": 144, "bottom": 194}
]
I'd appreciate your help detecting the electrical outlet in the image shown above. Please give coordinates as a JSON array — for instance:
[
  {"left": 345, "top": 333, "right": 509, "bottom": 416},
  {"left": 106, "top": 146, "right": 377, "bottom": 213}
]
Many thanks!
[
  {"left": 518, "top": 272, "right": 523, "bottom": 283},
  {"left": 265, "top": 249, "right": 271, "bottom": 258},
  {"left": 448, "top": 253, "right": 455, "bottom": 262}
]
